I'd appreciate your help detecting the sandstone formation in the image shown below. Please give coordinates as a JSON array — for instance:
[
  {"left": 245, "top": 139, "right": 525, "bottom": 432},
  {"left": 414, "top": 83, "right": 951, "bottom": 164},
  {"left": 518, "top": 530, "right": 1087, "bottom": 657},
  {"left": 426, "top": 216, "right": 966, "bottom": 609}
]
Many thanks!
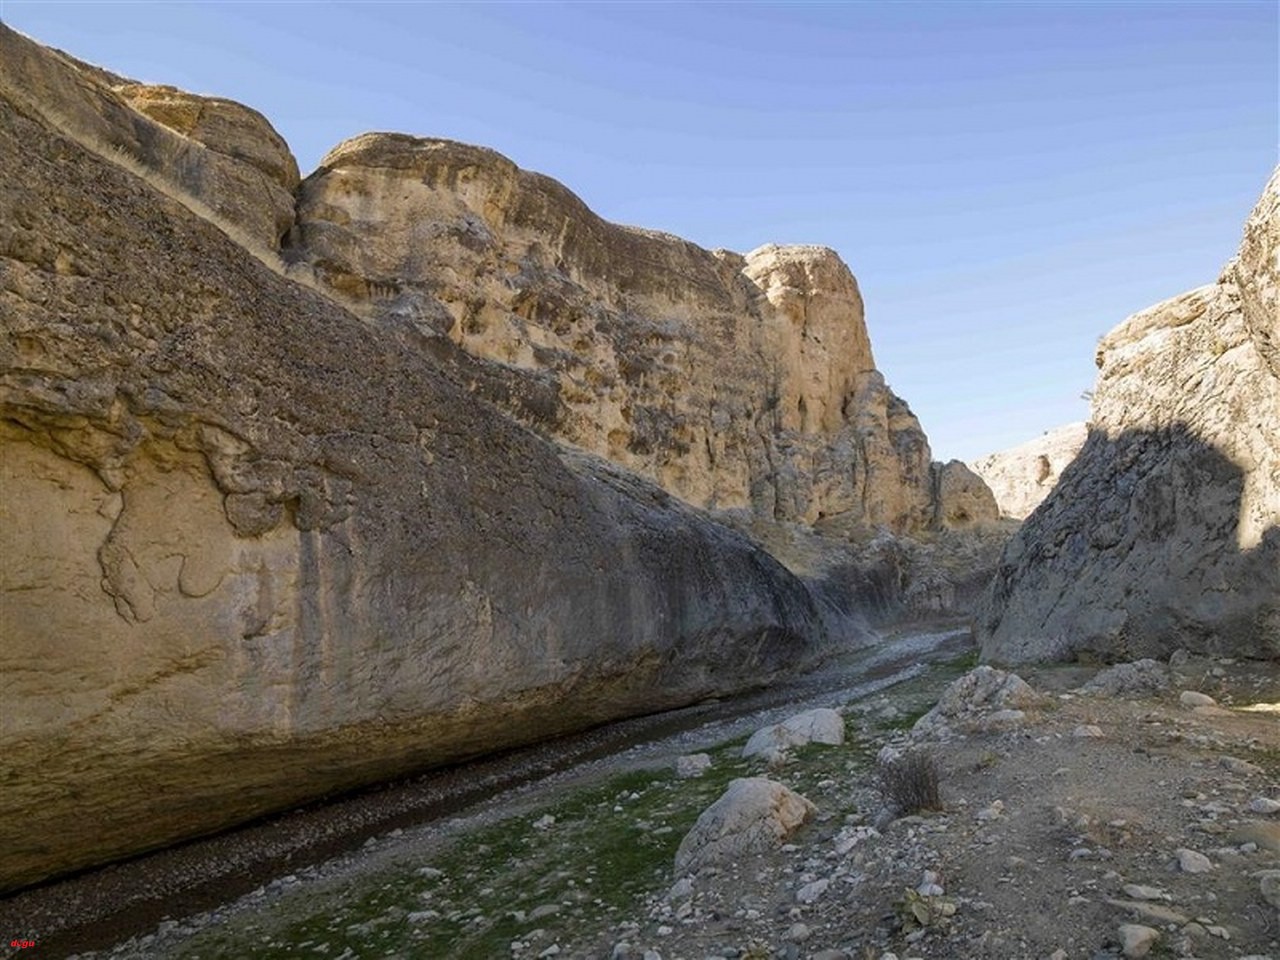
[
  {"left": 286, "top": 133, "right": 986, "bottom": 537},
  {"left": 0, "top": 26, "right": 297, "bottom": 252},
  {"left": 0, "top": 29, "right": 877, "bottom": 892},
  {"left": 978, "top": 169, "right": 1280, "bottom": 663},
  {"left": 969, "top": 421, "right": 1088, "bottom": 520}
]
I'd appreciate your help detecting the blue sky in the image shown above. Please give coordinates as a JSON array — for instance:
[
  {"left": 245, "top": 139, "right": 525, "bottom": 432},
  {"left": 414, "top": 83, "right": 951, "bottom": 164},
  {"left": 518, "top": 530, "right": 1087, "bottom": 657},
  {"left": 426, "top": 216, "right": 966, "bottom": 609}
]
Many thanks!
[{"left": 4, "top": 2, "right": 1276, "bottom": 461}]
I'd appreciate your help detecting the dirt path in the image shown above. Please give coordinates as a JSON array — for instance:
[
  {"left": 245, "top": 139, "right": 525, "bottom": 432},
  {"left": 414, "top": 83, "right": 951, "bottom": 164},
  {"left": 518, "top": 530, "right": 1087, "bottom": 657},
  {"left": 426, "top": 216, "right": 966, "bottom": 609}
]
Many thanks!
[{"left": 0, "top": 626, "right": 972, "bottom": 959}]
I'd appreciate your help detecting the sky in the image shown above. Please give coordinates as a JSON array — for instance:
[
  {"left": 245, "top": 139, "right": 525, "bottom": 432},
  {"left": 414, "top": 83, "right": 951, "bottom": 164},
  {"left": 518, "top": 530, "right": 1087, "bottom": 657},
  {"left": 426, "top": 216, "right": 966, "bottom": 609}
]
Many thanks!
[{"left": 3, "top": 1, "right": 1276, "bottom": 461}]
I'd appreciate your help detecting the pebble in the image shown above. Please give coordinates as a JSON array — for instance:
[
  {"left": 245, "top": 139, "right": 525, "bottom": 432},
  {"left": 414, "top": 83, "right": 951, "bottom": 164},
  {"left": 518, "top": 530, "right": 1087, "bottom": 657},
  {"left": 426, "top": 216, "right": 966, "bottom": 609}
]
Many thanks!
[
  {"left": 1121, "top": 884, "right": 1166, "bottom": 900},
  {"left": 976, "top": 800, "right": 1005, "bottom": 822},
  {"left": 1249, "top": 797, "right": 1280, "bottom": 814},
  {"left": 1118, "top": 923, "right": 1158, "bottom": 957},
  {"left": 1221, "top": 756, "right": 1264, "bottom": 776},
  {"left": 1073, "top": 725, "right": 1105, "bottom": 738},
  {"left": 1179, "top": 690, "right": 1216, "bottom": 707},
  {"left": 787, "top": 922, "right": 811, "bottom": 942},
  {"left": 533, "top": 815, "right": 556, "bottom": 830},
  {"left": 1259, "top": 870, "right": 1280, "bottom": 908},
  {"left": 675, "top": 754, "right": 712, "bottom": 778},
  {"left": 795, "top": 878, "right": 830, "bottom": 903},
  {"left": 1175, "top": 848, "right": 1212, "bottom": 873}
]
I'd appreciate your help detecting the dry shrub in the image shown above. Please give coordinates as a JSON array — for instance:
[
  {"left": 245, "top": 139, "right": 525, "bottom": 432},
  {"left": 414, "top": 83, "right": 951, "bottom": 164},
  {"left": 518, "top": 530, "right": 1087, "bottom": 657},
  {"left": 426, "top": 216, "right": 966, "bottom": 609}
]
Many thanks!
[{"left": 878, "top": 750, "right": 942, "bottom": 814}]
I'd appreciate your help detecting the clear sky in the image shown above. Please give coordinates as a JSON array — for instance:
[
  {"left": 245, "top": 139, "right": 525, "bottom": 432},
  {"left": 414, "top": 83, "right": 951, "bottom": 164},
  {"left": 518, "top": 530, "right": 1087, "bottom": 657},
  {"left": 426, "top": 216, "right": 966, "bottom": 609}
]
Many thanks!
[{"left": 3, "top": 1, "right": 1276, "bottom": 461}]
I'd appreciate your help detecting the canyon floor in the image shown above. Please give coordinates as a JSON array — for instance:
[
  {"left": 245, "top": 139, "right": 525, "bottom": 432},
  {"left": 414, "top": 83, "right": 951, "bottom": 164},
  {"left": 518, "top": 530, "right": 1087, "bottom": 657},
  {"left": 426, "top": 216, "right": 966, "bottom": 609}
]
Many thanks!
[{"left": 17, "top": 643, "right": 1274, "bottom": 960}]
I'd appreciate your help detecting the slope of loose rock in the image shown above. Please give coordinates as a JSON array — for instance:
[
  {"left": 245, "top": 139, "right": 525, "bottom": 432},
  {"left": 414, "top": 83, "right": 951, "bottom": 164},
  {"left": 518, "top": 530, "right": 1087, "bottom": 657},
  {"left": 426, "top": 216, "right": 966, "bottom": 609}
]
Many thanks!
[
  {"left": 978, "top": 169, "right": 1280, "bottom": 663},
  {"left": 0, "top": 52, "right": 865, "bottom": 892}
]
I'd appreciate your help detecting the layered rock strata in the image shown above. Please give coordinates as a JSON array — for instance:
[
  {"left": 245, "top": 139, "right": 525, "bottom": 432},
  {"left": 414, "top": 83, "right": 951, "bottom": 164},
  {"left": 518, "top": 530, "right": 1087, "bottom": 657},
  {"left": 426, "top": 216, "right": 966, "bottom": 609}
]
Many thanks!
[
  {"left": 978, "top": 169, "right": 1280, "bottom": 663},
  {"left": 970, "top": 421, "right": 1088, "bottom": 520},
  {"left": 0, "top": 34, "right": 868, "bottom": 890},
  {"left": 287, "top": 134, "right": 981, "bottom": 535}
]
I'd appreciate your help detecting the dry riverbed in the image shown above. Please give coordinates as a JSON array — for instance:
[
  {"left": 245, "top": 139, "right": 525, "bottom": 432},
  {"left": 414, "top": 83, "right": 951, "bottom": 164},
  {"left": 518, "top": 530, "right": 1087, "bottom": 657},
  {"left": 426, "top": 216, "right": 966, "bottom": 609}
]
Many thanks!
[{"left": 20, "top": 647, "right": 1280, "bottom": 960}]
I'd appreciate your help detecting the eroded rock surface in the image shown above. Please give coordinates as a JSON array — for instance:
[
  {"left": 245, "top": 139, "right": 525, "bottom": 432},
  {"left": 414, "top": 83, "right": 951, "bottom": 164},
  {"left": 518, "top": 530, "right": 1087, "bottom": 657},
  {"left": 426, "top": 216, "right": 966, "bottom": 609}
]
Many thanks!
[
  {"left": 287, "top": 133, "right": 980, "bottom": 536},
  {"left": 0, "top": 49, "right": 866, "bottom": 891},
  {"left": 674, "top": 778, "right": 816, "bottom": 873},
  {"left": 0, "top": 25, "right": 297, "bottom": 251},
  {"left": 978, "top": 169, "right": 1280, "bottom": 663},
  {"left": 969, "top": 421, "right": 1088, "bottom": 520}
]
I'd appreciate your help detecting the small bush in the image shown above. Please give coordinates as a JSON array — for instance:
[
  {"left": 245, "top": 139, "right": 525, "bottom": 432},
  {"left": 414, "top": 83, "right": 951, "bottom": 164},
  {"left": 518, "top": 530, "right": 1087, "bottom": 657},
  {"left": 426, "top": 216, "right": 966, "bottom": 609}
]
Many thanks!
[{"left": 878, "top": 750, "right": 942, "bottom": 814}]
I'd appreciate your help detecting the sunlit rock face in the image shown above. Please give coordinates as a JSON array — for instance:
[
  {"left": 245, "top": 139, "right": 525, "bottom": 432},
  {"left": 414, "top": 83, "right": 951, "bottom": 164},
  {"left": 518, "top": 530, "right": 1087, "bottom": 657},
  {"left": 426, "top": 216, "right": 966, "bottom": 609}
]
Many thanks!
[
  {"left": 289, "top": 133, "right": 977, "bottom": 536},
  {"left": 978, "top": 169, "right": 1280, "bottom": 663},
  {"left": 0, "top": 26, "right": 866, "bottom": 892},
  {"left": 970, "top": 422, "right": 1088, "bottom": 521}
]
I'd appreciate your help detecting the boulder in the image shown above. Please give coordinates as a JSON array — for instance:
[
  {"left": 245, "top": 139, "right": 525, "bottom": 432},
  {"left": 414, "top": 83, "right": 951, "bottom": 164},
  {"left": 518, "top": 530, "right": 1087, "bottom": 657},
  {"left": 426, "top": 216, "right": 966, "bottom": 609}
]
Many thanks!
[
  {"left": 1079, "top": 659, "right": 1169, "bottom": 697},
  {"left": 742, "top": 708, "right": 845, "bottom": 760},
  {"left": 912, "top": 666, "right": 1039, "bottom": 738},
  {"left": 674, "top": 778, "right": 816, "bottom": 873}
]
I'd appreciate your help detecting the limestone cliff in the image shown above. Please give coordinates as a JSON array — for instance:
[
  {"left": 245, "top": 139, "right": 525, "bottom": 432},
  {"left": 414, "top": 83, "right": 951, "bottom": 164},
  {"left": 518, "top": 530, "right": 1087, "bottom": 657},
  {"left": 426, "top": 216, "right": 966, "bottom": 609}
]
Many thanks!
[
  {"left": 970, "top": 422, "right": 1088, "bottom": 521},
  {"left": 0, "top": 27, "right": 871, "bottom": 892},
  {"left": 978, "top": 169, "right": 1280, "bottom": 663},
  {"left": 286, "top": 133, "right": 979, "bottom": 536}
]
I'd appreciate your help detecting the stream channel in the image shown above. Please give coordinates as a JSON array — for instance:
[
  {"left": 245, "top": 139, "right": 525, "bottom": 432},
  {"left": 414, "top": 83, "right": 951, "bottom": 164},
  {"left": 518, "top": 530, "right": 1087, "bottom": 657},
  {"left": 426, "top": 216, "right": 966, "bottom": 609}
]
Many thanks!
[{"left": 1, "top": 625, "right": 974, "bottom": 958}]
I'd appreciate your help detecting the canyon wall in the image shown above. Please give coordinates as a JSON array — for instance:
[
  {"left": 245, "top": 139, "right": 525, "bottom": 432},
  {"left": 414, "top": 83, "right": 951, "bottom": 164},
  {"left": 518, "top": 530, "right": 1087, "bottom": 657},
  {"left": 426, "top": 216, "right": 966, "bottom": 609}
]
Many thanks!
[
  {"left": 0, "top": 26, "right": 869, "bottom": 891},
  {"left": 978, "top": 169, "right": 1280, "bottom": 663},
  {"left": 286, "top": 133, "right": 996, "bottom": 536},
  {"left": 970, "top": 421, "right": 1088, "bottom": 521}
]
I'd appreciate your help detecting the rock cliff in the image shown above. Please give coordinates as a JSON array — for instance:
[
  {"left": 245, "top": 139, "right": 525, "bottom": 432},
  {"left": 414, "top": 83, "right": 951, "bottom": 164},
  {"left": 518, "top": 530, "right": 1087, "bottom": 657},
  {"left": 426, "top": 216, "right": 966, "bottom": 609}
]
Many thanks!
[
  {"left": 970, "top": 422, "right": 1088, "bottom": 520},
  {"left": 286, "top": 133, "right": 981, "bottom": 536},
  {"left": 0, "top": 26, "right": 870, "bottom": 892},
  {"left": 978, "top": 169, "right": 1280, "bottom": 663}
]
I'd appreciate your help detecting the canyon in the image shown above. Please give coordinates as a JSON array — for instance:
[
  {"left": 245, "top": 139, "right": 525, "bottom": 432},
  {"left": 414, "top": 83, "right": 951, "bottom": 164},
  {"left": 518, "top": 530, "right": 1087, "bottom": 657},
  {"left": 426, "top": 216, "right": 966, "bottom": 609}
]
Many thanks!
[{"left": 1, "top": 19, "right": 1276, "bottom": 917}]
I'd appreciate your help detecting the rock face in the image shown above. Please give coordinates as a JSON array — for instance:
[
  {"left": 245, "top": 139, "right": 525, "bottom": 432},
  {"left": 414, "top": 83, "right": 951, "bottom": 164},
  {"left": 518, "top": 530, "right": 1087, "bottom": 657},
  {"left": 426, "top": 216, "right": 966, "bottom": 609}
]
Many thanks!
[
  {"left": 0, "top": 26, "right": 298, "bottom": 251},
  {"left": 287, "top": 133, "right": 983, "bottom": 536},
  {"left": 969, "top": 421, "right": 1088, "bottom": 520},
  {"left": 979, "top": 170, "right": 1280, "bottom": 663},
  {"left": 0, "top": 33, "right": 873, "bottom": 892},
  {"left": 931, "top": 459, "right": 1000, "bottom": 528}
]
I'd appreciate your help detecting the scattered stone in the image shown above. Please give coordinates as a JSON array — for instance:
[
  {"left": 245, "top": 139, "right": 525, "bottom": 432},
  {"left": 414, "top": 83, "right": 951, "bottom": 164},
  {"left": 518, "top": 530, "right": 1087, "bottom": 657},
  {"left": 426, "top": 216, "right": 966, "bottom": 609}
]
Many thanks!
[
  {"left": 1117, "top": 923, "right": 1158, "bottom": 958},
  {"left": 1231, "top": 822, "right": 1280, "bottom": 854},
  {"left": 1221, "top": 755, "right": 1264, "bottom": 776},
  {"left": 976, "top": 800, "right": 1005, "bottom": 822},
  {"left": 1080, "top": 660, "right": 1169, "bottom": 697},
  {"left": 742, "top": 708, "right": 845, "bottom": 760},
  {"left": 674, "top": 778, "right": 816, "bottom": 873},
  {"left": 674, "top": 754, "right": 712, "bottom": 779},
  {"left": 795, "top": 877, "right": 830, "bottom": 903},
  {"left": 528, "top": 904, "right": 561, "bottom": 922},
  {"left": 666, "top": 877, "right": 693, "bottom": 902},
  {"left": 1258, "top": 870, "right": 1280, "bottom": 908},
  {"left": 1250, "top": 797, "right": 1280, "bottom": 814},
  {"left": 1121, "top": 884, "right": 1166, "bottom": 901},
  {"left": 787, "top": 922, "right": 812, "bottom": 942},
  {"left": 1106, "top": 899, "right": 1190, "bottom": 925},
  {"left": 1179, "top": 691, "right": 1216, "bottom": 708},
  {"left": 533, "top": 815, "right": 556, "bottom": 830},
  {"left": 1175, "top": 848, "right": 1212, "bottom": 873},
  {"left": 1073, "top": 724, "right": 1105, "bottom": 738}
]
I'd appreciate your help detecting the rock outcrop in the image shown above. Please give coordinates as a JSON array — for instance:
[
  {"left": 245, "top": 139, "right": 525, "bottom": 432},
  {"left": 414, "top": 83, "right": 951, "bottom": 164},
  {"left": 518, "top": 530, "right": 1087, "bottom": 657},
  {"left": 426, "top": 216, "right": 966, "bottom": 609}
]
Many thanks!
[
  {"left": 0, "top": 30, "right": 872, "bottom": 892},
  {"left": 286, "top": 133, "right": 984, "bottom": 536},
  {"left": 0, "top": 25, "right": 298, "bottom": 252},
  {"left": 978, "top": 169, "right": 1280, "bottom": 663},
  {"left": 970, "top": 421, "right": 1088, "bottom": 520}
]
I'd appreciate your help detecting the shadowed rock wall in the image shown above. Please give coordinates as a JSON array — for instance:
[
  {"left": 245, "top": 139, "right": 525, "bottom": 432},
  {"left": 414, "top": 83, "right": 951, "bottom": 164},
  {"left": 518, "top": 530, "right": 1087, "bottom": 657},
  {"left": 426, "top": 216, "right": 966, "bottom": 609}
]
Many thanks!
[{"left": 978, "top": 169, "right": 1280, "bottom": 663}]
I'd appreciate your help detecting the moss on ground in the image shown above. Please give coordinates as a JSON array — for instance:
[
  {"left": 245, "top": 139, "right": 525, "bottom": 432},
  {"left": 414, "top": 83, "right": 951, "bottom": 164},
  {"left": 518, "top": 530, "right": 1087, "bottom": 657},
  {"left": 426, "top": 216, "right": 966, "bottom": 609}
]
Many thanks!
[{"left": 174, "top": 722, "right": 872, "bottom": 960}]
